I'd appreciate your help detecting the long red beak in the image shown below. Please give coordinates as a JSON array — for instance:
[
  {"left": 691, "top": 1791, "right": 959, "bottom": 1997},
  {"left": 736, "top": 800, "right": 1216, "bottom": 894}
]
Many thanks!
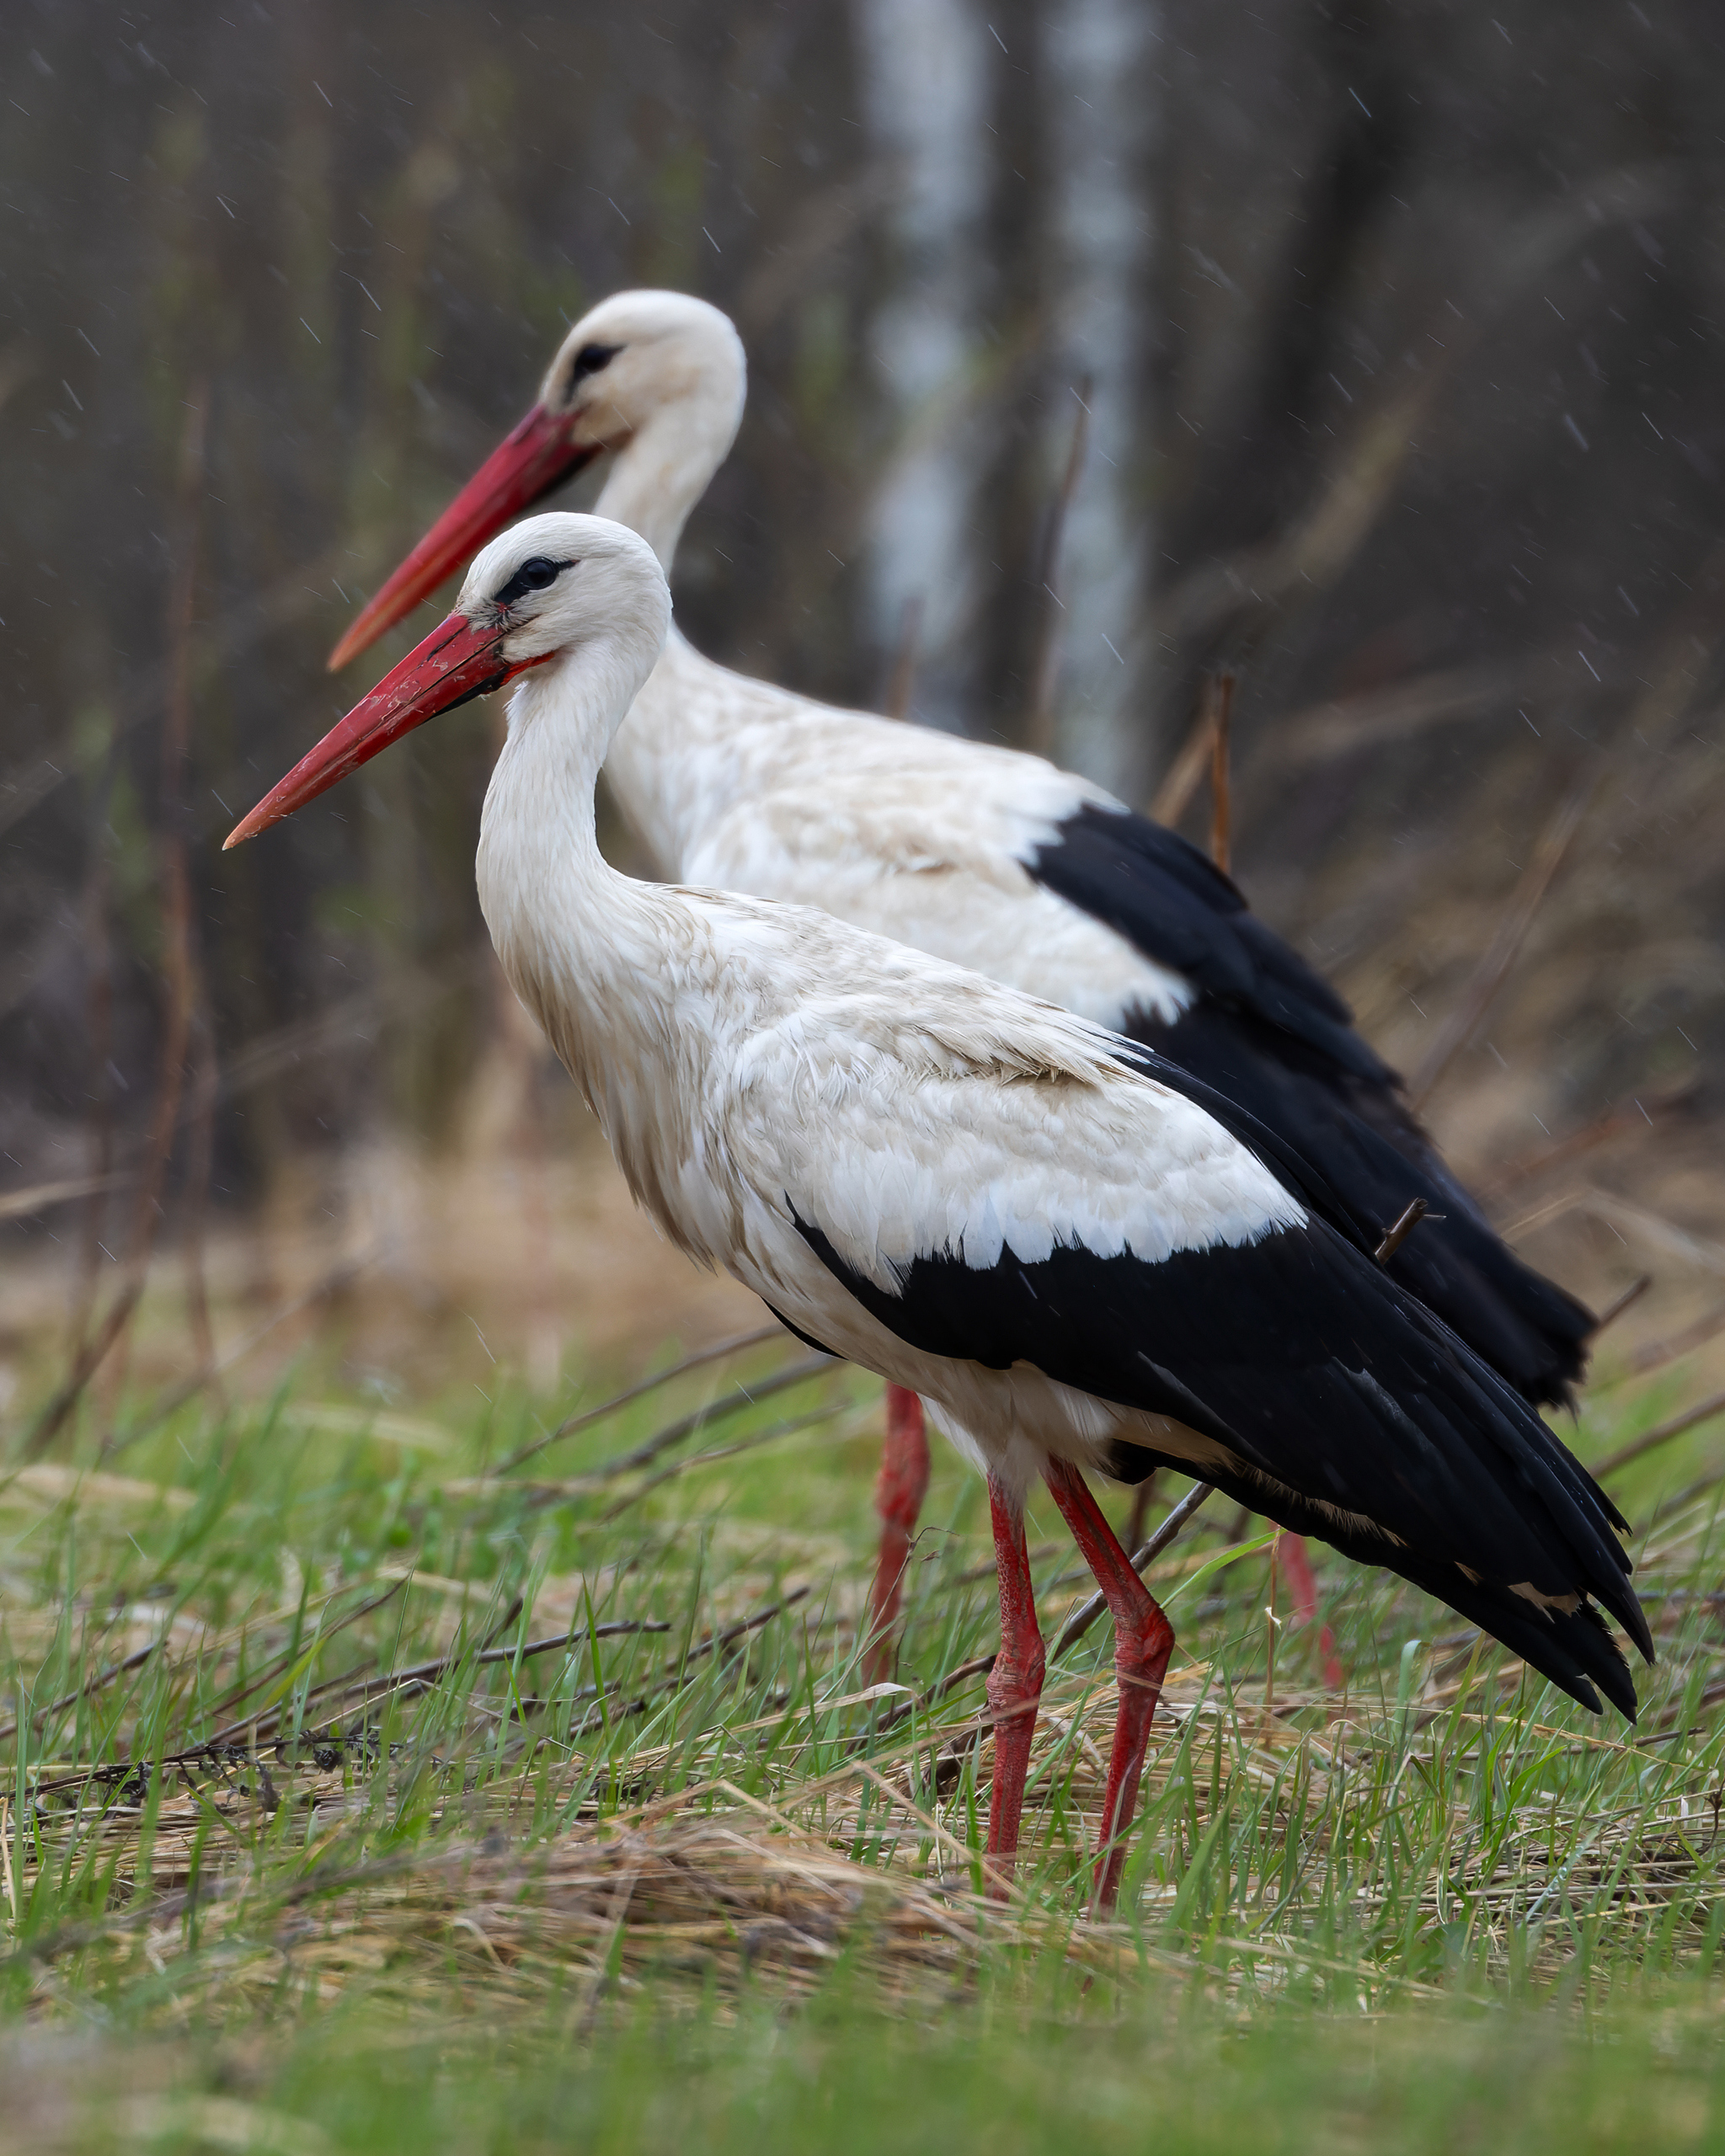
[
  {"left": 226, "top": 611, "right": 549, "bottom": 850},
  {"left": 327, "top": 403, "right": 599, "bottom": 672}
]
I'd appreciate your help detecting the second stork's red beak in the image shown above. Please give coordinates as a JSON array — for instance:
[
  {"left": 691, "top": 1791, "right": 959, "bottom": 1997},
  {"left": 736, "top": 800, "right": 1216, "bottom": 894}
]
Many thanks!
[
  {"left": 226, "top": 610, "right": 551, "bottom": 850},
  {"left": 327, "top": 403, "right": 598, "bottom": 673}
]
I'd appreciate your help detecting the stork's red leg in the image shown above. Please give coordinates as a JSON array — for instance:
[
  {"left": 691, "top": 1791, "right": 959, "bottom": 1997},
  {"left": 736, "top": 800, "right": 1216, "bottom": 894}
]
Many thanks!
[
  {"left": 1275, "top": 1531, "right": 1344, "bottom": 1691},
  {"left": 982, "top": 1470, "right": 1045, "bottom": 1895},
  {"left": 864, "top": 1384, "right": 930, "bottom": 1683},
  {"left": 1043, "top": 1456, "right": 1174, "bottom": 1913}
]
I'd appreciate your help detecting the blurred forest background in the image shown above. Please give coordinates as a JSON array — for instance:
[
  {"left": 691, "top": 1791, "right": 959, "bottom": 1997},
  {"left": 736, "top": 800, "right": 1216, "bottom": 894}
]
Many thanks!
[{"left": 3, "top": 0, "right": 1725, "bottom": 1419}]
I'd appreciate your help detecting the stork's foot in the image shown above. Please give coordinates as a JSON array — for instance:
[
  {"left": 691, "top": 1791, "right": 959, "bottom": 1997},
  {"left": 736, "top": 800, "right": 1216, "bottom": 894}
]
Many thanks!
[
  {"left": 863, "top": 1385, "right": 930, "bottom": 1685},
  {"left": 982, "top": 1470, "right": 1044, "bottom": 1896},
  {"left": 1044, "top": 1457, "right": 1174, "bottom": 1914},
  {"left": 1276, "top": 1531, "right": 1344, "bottom": 1691}
]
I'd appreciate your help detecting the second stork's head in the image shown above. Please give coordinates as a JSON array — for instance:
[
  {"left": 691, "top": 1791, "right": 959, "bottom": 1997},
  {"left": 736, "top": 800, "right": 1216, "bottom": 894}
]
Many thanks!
[
  {"left": 328, "top": 291, "right": 745, "bottom": 670},
  {"left": 231, "top": 515, "right": 671, "bottom": 850}
]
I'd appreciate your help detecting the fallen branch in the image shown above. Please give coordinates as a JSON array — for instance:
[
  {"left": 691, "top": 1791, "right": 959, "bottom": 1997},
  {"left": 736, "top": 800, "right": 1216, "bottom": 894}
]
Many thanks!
[
  {"left": 178, "top": 1575, "right": 412, "bottom": 1746},
  {"left": 595, "top": 1404, "right": 852, "bottom": 1524},
  {"left": 486, "top": 1352, "right": 837, "bottom": 1495},
  {"left": 494, "top": 1322, "right": 789, "bottom": 1477},
  {"left": 0, "top": 1635, "right": 169, "bottom": 1749}
]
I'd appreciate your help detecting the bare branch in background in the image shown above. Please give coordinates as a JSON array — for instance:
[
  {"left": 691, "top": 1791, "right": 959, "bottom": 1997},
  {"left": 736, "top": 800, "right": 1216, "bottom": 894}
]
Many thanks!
[
  {"left": 1597, "top": 1391, "right": 1725, "bottom": 1479},
  {"left": 25, "top": 387, "right": 211, "bottom": 1459},
  {"left": 1407, "top": 770, "right": 1597, "bottom": 1111},
  {"left": 0, "top": 1174, "right": 131, "bottom": 1226},
  {"left": 1599, "top": 1299, "right": 1725, "bottom": 1387},
  {"left": 1022, "top": 377, "right": 1092, "bottom": 760},
  {"left": 1209, "top": 670, "right": 1234, "bottom": 873},
  {"left": 882, "top": 597, "right": 923, "bottom": 720},
  {"left": 1150, "top": 671, "right": 1230, "bottom": 828},
  {"left": 1480, "top": 1084, "right": 1696, "bottom": 1203},
  {"left": 1588, "top": 1274, "right": 1653, "bottom": 1341}
]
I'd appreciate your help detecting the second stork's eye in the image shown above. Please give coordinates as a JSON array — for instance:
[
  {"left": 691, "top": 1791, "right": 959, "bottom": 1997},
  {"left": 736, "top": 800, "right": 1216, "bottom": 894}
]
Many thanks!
[
  {"left": 494, "top": 556, "right": 569, "bottom": 607},
  {"left": 569, "top": 341, "right": 622, "bottom": 385}
]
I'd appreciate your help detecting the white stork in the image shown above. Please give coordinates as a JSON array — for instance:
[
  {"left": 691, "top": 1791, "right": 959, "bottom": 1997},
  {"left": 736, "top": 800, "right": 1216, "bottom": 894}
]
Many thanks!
[
  {"left": 328, "top": 290, "right": 1594, "bottom": 1673},
  {"left": 235, "top": 512, "right": 1649, "bottom": 1910}
]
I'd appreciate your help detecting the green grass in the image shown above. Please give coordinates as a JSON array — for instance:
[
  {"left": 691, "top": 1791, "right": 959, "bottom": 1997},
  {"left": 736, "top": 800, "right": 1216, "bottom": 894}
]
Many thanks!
[{"left": 4, "top": 1331, "right": 1725, "bottom": 2151}]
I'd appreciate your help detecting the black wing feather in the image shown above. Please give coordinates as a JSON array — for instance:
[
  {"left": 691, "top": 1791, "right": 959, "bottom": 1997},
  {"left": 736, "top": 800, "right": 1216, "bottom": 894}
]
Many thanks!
[
  {"left": 792, "top": 1209, "right": 1649, "bottom": 1719},
  {"left": 1026, "top": 803, "right": 1593, "bottom": 1406}
]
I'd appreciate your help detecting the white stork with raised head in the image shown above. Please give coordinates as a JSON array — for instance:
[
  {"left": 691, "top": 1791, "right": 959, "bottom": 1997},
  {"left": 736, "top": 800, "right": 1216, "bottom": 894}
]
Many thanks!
[
  {"left": 234, "top": 511, "right": 1649, "bottom": 1910},
  {"left": 328, "top": 291, "right": 1594, "bottom": 1673}
]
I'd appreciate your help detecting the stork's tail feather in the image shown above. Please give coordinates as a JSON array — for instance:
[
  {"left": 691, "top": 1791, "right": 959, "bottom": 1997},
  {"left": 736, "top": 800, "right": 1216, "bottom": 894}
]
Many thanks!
[{"left": 1103, "top": 1443, "right": 1648, "bottom": 1720}]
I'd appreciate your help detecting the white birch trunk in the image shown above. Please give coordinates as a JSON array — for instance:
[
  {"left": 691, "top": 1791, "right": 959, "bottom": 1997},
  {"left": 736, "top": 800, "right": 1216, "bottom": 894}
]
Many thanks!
[
  {"left": 1041, "top": 0, "right": 1159, "bottom": 794},
  {"left": 851, "top": 0, "right": 991, "bottom": 733}
]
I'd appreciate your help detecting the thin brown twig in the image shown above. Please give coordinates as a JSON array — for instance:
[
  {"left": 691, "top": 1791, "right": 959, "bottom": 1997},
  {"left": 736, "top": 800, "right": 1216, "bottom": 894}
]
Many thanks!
[
  {"left": 1052, "top": 1481, "right": 1216, "bottom": 1659},
  {"left": 497, "top": 1353, "right": 836, "bottom": 1497},
  {"left": 0, "top": 1173, "right": 131, "bottom": 1226},
  {"left": 210, "top": 1593, "right": 528, "bottom": 1748},
  {"left": 595, "top": 1404, "right": 851, "bottom": 1524},
  {"left": 1407, "top": 767, "right": 1597, "bottom": 1110},
  {"left": 179, "top": 1006, "right": 220, "bottom": 1385},
  {"left": 1374, "top": 1198, "right": 1431, "bottom": 1266},
  {"left": 1149, "top": 677, "right": 1226, "bottom": 828},
  {"left": 1209, "top": 671, "right": 1235, "bottom": 873},
  {"left": 220, "top": 1613, "right": 676, "bottom": 1746},
  {"left": 1023, "top": 376, "right": 1092, "bottom": 760},
  {"left": 875, "top": 1652, "right": 999, "bottom": 1737},
  {"left": 1596, "top": 1391, "right": 1725, "bottom": 1479},
  {"left": 883, "top": 596, "right": 923, "bottom": 721},
  {"left": 1589, "top": 1275, "right": 1654, "bottom": 1342},
  {"left": 0, "top": 1636, "right": 169, "bottom": 1750},
  {"left": 1477, "top": 1084, "right": 1695, "bottom": 1203},
  {"left": 178, "top": 1576, "right": 413, "bottom": 1745},
  {"left": 494, "top": 1324, "right": 788, "bottom": 1477},
  {"left": 1598, "top": 1298, "right": 1725, "bottom": 1388},
  {"left": 67, "top": 808, "right": 116, "bottom": 1363}
]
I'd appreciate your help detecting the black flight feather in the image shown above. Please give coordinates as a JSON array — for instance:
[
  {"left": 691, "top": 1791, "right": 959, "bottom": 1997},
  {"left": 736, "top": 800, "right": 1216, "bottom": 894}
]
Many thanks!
[{"left": 1025, "top": 803, "right": 1593, "bottom": 1406}]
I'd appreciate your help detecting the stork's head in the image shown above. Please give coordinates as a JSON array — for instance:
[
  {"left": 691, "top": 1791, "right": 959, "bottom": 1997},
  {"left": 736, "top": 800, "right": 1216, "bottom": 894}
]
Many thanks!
[
  {"left": 229, "top": 515, "right": 670, "bottom": 850},
  {"left": 328, "top": 290, "right": 744, "bottom": 670}
]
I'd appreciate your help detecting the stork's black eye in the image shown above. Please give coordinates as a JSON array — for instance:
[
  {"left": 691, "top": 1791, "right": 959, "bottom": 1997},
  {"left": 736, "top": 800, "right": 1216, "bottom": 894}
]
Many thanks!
[
  {"left": 569, "top": 341, "right": 622, "bottom": 385},
  {"left": 494, "top": 555, "right": 571, "bottom": 608}
]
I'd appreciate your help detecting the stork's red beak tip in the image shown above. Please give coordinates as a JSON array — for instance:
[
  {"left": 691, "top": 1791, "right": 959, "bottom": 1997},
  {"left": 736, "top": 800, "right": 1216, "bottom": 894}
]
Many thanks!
[{"left": 227, "top": 611, "right": 530, "bottom": 847}]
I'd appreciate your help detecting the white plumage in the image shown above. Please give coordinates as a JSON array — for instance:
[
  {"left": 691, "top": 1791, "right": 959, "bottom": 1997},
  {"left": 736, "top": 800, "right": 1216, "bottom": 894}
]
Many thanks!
[
  {"left": 238, "top": 513, "right": 1647, "bottom": 1913},
  {"left": 328, "top": 291, "right": 1597, "bottom": 1679}
]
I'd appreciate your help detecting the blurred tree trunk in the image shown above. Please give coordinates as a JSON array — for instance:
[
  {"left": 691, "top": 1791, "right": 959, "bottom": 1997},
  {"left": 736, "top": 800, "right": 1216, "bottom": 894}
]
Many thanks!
[
  {"left": 1038, "top": 0, "right": 1159, "bottom": 797},
  {"left": 851, "top": 0, "right": 992, "bottom": 732}
]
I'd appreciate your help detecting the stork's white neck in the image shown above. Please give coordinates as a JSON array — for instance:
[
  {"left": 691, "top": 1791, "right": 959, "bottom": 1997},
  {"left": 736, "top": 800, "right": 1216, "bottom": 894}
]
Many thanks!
[
  {"left": 475, "top": 627, "right": 686, "bottom": 1166},
  {"left": 593, "top": 396, "right": 734, "bottom": 573}
]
